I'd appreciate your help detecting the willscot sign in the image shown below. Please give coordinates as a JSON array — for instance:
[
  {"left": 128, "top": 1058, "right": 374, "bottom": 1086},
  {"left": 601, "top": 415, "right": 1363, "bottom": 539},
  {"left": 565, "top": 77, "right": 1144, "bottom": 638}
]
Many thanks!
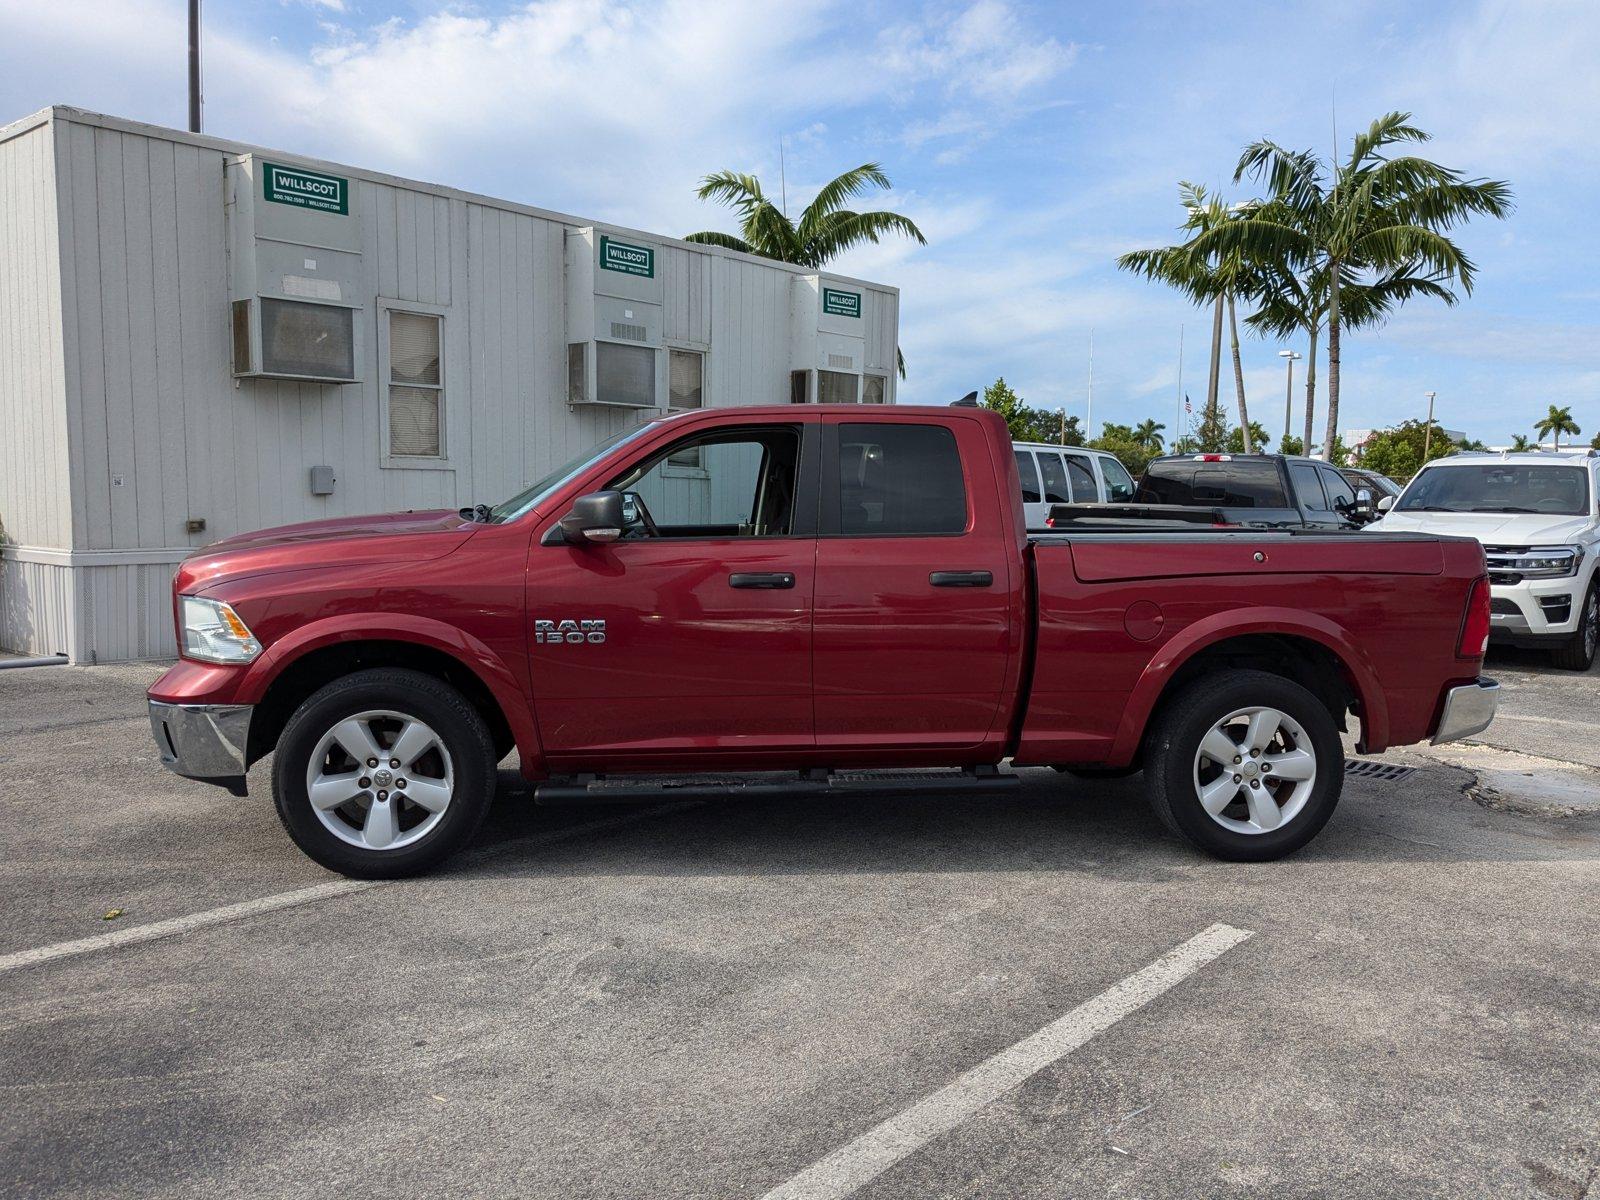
[
  {"left": 263, "top": 162, "right": 349, "bottom": 215},
  {"left": 600, "top": 235, "right": 655, "bottom": 278},
  {"left": 822, "top": 287, "right": 862, "bottom": 318}
]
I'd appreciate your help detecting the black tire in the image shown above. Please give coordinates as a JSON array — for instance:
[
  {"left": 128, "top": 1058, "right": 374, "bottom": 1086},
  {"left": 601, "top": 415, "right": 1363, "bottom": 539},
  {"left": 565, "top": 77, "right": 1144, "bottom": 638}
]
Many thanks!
[
  {"left": 271, "top": 668, "right": 496, "bottom": 878},
  {"left": 1550, "top": 581, "right": 1598, "bottom": 672},
  {"left": 1144, "top": 669, "right": 1343, "bottom": 862}
]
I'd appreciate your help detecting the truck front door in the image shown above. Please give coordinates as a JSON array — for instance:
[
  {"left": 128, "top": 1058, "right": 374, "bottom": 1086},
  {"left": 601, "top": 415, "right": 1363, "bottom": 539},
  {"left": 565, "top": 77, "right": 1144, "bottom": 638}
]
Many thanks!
[
  {"left": 812, "top": 414, "right": 1021, "bottom": 754},
  {"left": 526, "top": 418, "right": 819, "bottom": 767}
]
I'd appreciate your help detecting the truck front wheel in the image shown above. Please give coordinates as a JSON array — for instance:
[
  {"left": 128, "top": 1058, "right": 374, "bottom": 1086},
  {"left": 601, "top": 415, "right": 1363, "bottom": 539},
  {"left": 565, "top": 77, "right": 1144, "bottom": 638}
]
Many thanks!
[
  {"left": 1144, "top": 669, "right": 1343, "bottom": 862},
  {"left": 271, "top": 668, "right": 497, "bottom": 878},
  {"left": 1550, "top": 580, "right": 1598, "bottom": 672}
]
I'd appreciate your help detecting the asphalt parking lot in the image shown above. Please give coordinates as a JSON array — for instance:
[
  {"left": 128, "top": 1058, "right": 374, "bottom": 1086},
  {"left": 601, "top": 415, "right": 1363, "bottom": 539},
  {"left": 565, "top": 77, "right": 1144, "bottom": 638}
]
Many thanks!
[{"left": 3, "top": 652, "right": 1598, "bottom": 1200}]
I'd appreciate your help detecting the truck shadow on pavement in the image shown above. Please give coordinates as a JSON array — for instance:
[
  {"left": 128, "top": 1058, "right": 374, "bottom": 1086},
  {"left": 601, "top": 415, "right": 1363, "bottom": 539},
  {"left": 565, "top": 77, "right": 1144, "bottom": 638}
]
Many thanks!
[{"left": 446, "top": 764, "right": 1600, "bottom": 881}]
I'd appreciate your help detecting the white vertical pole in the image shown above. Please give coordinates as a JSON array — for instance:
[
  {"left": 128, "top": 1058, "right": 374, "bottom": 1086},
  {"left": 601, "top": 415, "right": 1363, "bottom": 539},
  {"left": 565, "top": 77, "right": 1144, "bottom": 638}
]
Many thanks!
[
  {"left": 1176, "top": 324, "right": 1185, "bottom": 443},
  {"left": 1086, "top": 328, "right": 1094, "bottom": 439}
]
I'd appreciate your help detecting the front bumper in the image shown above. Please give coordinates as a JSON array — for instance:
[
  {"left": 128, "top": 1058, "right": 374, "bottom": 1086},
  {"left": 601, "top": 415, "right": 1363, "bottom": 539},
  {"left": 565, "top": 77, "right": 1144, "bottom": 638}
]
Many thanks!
[
  {"left": 1489, "top": 579, "right": 1582, "bottom": 641},
  {"left": 149, "top": 701, "right": 253, "bottom": 783},
  {"left": 1430, "top": 678, "right": 1499, "bottom": 746}
]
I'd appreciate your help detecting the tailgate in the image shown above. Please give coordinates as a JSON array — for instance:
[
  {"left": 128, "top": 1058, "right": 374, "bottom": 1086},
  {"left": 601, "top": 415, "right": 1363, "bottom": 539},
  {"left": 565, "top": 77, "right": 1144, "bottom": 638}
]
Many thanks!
[{"left": 1068, "top": 535, "right": 1445, "bottom": 583}]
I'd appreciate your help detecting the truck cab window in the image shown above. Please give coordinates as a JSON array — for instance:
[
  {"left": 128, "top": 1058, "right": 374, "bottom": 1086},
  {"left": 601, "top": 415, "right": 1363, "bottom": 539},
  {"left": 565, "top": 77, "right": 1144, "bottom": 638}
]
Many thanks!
[
  {"left": 835, "top": 423, "right": 967, "bottom": 535},
  {"left": 1289, "top": 462, "right": 1330, "bottom": 510},
  {"left": 608, "top": 426, "right": 801, "bottom": 538}
]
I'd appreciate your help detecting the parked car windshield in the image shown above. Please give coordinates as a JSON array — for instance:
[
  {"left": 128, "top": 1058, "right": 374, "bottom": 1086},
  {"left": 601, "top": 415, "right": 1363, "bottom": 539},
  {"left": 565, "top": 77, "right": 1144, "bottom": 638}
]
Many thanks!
[
  {"left": 1396, "top": 464, "right": 1591, "bottom": 516},
  {"left": 489, "top": 423, "right": 658, "bottom": 522},
  {"left": 1136, "top": 460, "right": 1289, "bottom": 508}
]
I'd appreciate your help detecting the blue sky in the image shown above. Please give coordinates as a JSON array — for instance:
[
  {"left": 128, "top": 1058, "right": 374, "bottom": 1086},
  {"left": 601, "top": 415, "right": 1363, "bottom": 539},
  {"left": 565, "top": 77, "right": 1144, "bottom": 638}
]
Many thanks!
[{"left": 3, "top": 0, "right": 1595, "bottom": 445}]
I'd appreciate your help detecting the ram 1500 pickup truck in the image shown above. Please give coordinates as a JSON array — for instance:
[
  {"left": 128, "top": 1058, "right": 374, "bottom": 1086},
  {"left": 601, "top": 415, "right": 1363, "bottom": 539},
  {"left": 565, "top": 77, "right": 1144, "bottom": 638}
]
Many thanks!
[{"left": 148, "top": 406, "right": 1498, "bottom": 877}]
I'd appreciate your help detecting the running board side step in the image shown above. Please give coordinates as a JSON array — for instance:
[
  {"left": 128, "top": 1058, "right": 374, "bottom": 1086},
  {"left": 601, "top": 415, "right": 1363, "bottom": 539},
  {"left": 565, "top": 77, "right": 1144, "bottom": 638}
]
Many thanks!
[{"left": 533, "top": 767, "right": 1021, "bottom": 806}]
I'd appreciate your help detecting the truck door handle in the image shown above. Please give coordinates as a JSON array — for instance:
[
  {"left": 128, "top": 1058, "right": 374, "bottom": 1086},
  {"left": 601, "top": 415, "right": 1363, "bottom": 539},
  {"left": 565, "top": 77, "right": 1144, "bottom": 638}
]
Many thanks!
[
  {"left": 729, "top": 572, "right": 796, "bottom": 589},
  {"left": 929, "top": 570, "right": 993, "bottom": 588}
]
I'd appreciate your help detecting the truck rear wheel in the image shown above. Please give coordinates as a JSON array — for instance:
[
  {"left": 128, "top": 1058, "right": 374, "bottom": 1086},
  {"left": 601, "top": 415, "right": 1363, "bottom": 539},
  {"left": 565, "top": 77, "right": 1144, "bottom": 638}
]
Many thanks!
[
  {"left": 1145, "top": 669, "right": 1343, "bottom": 862},
  {"left": 271, "top": 668, "right": 497, "bottom": 878}
]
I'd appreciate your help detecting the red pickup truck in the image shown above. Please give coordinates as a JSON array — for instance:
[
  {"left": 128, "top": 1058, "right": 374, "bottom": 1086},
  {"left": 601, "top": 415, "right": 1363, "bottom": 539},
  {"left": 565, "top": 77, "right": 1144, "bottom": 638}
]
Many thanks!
[{"left": 148, "top": 406, "right": 1498, "bottom": 877}]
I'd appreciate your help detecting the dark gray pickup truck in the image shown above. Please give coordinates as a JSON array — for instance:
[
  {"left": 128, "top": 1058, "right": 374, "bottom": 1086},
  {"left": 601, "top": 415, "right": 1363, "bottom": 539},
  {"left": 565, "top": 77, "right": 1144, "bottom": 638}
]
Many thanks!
[{"left": 1130, "top": 453, "right": 1379, "bottom": 530}]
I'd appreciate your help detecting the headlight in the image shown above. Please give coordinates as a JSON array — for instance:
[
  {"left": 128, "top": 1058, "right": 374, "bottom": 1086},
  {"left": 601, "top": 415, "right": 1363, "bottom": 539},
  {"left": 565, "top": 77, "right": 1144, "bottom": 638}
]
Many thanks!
[
  {"left": 180, "top": 596, "right": 262, "bottom": 664},
  {"left": 1498, "top": 546, "right": 1583, "bottom": 578}
]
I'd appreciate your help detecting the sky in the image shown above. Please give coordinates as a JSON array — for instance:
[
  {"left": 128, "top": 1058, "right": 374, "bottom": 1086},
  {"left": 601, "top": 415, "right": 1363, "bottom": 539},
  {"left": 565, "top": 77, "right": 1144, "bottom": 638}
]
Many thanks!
[{"left": 2, "top": 0, "right": 1596, "bottom": 446}]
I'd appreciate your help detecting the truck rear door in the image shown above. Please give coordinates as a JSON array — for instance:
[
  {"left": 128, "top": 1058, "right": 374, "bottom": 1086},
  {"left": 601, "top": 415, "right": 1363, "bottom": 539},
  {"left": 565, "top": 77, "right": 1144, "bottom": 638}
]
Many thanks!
[{"left": 812, "top": 412, "right": 1022, "bottom": 753}]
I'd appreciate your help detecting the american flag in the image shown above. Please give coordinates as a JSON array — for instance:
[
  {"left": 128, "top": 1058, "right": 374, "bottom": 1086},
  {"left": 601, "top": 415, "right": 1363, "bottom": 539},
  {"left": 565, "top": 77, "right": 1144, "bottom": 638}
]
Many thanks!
[{"left": 1184, "top": 394, "right": 1192, "bottom": 414}]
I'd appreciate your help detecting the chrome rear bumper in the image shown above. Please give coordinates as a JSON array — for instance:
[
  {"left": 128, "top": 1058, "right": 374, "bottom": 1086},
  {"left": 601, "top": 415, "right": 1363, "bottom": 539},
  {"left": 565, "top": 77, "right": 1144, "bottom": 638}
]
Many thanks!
[
  {"left": 1430, "top": 678, "right": 1499, "bottom": 746},
  {"left": 149, "top": 701, "right": 253, "bottom": 780}
]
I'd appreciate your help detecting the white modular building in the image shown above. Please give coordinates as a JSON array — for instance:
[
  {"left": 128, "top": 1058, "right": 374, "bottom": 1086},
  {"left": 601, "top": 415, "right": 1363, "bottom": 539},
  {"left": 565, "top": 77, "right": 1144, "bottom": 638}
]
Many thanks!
[{"left": 0, "top": 107, "right": 900, "bottom": 662}]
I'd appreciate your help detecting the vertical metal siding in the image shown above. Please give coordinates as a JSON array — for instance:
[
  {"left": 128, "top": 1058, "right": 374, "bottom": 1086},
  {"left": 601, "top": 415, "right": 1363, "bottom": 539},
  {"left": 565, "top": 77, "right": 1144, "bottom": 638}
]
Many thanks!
[
  {"left": 0, "top": 120, "right": 75, "bottom": 656},
  {"left": 25, "top": 110, "right": 897, "bottom": 661},
  {"left": 0, "top": 121, "right": 72, "bottom": 551}
]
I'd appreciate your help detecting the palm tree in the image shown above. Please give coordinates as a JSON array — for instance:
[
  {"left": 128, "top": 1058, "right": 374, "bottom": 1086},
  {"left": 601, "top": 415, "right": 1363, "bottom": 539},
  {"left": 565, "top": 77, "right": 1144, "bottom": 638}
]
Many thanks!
[
  {"left": 1119, "top": 184, "right": 1263, "bottom": 450},
  {"left": 1245, "top": 259, "right": 1418, "bottom": 457},
  {"left": 1133, "top": 418, "right": 1166, "bottom": 453},
  {"left": 1216, "top": 113, "right": 1511, "bottom": 459},
  {"left": 1510, "top": 434, "right": 1532, "bottom": 451},
  {"left": 1534, "top": 405, "right": 1580, "bottom": 448},
  {"left": 685, "top": 163, "right": 926, "bottom": 379}
]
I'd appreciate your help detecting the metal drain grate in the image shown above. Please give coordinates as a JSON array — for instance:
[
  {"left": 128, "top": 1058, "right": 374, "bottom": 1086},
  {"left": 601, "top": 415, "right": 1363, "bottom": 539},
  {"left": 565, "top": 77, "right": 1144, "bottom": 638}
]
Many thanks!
[{"left": 1344, "top": 759, "right": 1416, "bottom": 782}]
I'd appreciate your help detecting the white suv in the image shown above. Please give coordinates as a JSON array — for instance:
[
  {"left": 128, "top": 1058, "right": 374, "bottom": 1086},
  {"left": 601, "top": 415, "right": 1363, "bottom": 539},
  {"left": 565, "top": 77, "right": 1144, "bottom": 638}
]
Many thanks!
[
  {"left": 1369, "top": 450, "right": 1600, "bottom": 670},
  {"left": 1012, "top": 442, "right": 1139, "bottom": 529}
]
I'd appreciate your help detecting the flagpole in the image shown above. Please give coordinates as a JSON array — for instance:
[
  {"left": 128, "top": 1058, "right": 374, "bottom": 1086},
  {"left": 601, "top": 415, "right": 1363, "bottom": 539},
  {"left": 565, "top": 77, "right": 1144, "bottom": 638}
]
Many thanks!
[
  {"left": 1176, "top": 323, "right": 1185, "bottom": 443},
  {"left": 1086, "top": 328, "right": 1095, "bottom": 439}
]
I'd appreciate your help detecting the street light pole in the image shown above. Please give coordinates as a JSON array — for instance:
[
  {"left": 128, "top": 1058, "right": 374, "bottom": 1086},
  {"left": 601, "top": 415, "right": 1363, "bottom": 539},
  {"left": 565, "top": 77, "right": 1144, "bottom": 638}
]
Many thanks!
[
  {"left": 1278, "top": 350, "right": 1302, "bottom": 452},
  {"left": 1058, "top": 406, "right": 1066, "bottom": 446},
  {"left": 1423, "top": 390, "right": 1437, "bottom": 462}
]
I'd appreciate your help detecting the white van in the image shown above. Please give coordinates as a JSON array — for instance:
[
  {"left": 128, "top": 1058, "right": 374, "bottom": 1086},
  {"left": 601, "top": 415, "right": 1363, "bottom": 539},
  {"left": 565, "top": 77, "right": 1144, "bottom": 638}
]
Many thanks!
[{"left": 1012, "top": 442, "right": 1139, "bottom": 529}]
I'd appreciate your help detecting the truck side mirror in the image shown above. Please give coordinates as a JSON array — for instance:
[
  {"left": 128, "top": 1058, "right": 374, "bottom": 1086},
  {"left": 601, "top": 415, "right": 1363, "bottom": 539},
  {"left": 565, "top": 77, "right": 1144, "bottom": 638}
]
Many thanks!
[
  {"left": 557, "top": 490, "right": 625, "bottom": 544},
  {"left": 1345, "top": 487, "right": 1375, "bottom": 523},
  {"left": 1376, "top": 494, "right": 1395, "bottom": 513}
]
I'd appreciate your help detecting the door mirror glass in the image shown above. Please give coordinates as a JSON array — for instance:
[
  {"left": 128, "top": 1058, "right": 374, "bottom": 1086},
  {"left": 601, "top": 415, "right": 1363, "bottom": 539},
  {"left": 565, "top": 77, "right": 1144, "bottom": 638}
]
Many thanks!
[{"left": 558, "top": 490, "right": 625, "bottom": 544}]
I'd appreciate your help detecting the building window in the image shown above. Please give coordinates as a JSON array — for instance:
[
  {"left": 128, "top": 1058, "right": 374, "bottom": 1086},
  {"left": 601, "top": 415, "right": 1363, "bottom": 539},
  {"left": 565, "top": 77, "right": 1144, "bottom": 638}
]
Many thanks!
[
  {"left": 387, "top": 310, "right": 442, "bottom": 457},
  {"left": 818, "top": 369, "right": 858, "bottom": 405},
  {"left": 596, "top": 342, "right": 656, "bottom": 407},
  {"left": 790, "top": 370, "right": 810, "bottom": 404},
  {"left": 862, "top": 374, "right": 887, "bottom": 404},
  {"left": 669, "top": 349, "right": 704, "bottom": 409}
]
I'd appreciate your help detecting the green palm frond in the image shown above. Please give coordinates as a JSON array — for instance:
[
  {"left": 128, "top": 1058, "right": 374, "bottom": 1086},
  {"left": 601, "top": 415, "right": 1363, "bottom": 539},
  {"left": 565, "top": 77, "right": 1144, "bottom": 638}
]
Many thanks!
[
  {"left": 796, "top": 164, "right": 893, "bottom": 240},
  {"left": 687, "top": 161, "right": 925, "bottom": 376},
  {"left": 804, "top": 209, "right": 927, "bottom": 267}
]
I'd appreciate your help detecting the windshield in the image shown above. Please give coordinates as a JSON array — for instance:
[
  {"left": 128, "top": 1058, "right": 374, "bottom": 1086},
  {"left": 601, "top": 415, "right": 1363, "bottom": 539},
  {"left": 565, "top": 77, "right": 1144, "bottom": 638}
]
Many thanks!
[
  {"left": 488, "top": 423, "right": 658, "bottom": 523},
  {"left": 1396, "top": 464, "right": 1591, "bottom": 516}
]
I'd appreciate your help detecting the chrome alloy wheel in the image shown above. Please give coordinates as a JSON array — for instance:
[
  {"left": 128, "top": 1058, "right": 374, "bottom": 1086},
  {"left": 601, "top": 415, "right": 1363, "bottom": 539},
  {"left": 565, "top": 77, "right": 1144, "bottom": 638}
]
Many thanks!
[
  {"left": 1191, "top": 705, "right": 1318, "bottom": 835},
  {"left": 305, "top": 710, "right": 455, "bottom": 851},
  {"left": 1584, "top": 588, "right": 1599, "bottom": 662}
]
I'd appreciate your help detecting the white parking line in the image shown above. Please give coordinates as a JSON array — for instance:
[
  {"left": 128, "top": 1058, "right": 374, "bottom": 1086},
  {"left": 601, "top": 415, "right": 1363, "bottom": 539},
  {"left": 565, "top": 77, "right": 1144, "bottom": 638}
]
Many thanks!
[
  {"left": 0, "top": 803, "right": 699, "bottom": 976},
  {"left": 759, "top": 922, "right": 1255, "bottom": 1200}
]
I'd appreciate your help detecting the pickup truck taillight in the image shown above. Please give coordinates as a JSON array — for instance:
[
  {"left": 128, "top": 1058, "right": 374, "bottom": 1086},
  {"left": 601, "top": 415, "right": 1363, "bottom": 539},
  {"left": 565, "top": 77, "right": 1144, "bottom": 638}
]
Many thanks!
[{"left": 1458, "top": 576, "right": 1491, "bottom": 658}]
